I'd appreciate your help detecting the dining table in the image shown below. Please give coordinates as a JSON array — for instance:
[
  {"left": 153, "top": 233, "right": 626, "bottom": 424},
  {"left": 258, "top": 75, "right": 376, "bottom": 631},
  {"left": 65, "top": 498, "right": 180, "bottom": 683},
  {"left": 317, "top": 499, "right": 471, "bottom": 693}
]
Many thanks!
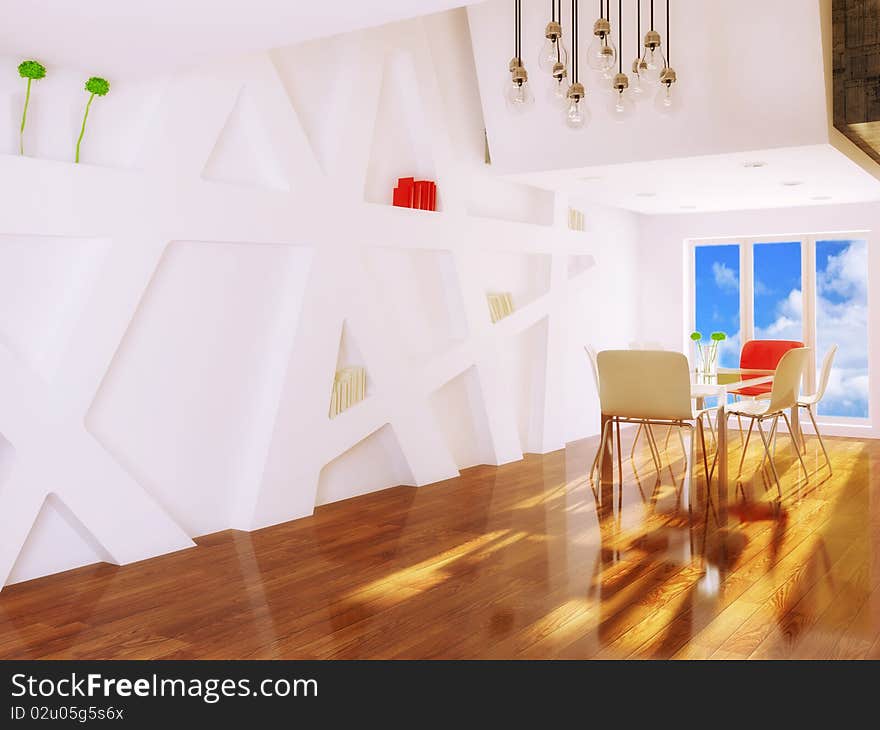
[{"left": 599, "top": 366, "right": 786, "bottom": 507}]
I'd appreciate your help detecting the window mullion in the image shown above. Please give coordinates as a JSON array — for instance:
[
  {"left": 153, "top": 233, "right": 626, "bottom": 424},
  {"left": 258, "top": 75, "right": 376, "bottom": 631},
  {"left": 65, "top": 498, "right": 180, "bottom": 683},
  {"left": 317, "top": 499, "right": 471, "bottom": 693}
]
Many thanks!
[
  {"left": 741, "top": 241, "right": 755, "bottom": 346},
  {"left": 803, "top": 237, "right": 817, "bottom": 395}
]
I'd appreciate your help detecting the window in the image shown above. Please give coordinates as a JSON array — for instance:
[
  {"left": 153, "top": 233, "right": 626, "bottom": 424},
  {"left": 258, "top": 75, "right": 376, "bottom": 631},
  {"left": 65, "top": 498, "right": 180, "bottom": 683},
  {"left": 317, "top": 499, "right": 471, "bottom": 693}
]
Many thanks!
[
  {"left": 816, "top": 239, "right": 869, "bottom": 418},
  {"left": 691, "top": 234, "right": 870, "bottom": 425},
  {"left": 753, "top": 241, "right": 802, "bottom": 344},
  {"left": 694, "top": 244, "right": 740, "bottom": 368}
]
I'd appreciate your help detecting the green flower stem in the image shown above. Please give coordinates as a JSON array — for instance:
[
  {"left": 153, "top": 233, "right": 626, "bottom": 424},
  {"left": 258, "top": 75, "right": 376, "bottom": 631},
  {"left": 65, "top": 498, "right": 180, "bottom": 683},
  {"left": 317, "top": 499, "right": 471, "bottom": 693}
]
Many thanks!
[
  {"left": 19, "top": 77, "right": 31, "bottom": 156},
  {"left": 75, "top": 92, "right": 95, "bottom": 164}
]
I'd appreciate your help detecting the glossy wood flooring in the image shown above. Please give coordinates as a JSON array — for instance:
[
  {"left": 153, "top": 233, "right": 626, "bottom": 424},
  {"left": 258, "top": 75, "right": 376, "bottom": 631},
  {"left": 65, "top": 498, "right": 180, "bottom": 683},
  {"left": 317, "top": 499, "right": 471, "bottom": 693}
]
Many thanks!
[{"left": 1, "top": 426, "right": 878, "bottom": 659}]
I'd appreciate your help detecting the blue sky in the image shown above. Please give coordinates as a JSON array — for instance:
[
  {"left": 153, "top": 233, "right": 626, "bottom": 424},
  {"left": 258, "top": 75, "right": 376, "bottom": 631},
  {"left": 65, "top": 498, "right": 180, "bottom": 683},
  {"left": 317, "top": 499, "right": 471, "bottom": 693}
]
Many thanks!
[{"left": 694, "top": 240, "right": 868, "bottom": 419}]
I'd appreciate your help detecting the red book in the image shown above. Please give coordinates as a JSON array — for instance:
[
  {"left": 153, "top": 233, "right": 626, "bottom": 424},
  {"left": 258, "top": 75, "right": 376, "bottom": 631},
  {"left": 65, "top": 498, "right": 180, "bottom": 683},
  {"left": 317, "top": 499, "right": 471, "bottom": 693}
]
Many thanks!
[
  {"left": 428, "top": 181, "right": 437, "bottom": 211},
  {"left": 397, "top": 177, "right": 414, "bottom": 207},
  {"left": 416, "top": 181, "right": 430, "bottom": 210},
  {"left": 392, "top": 186, "right": 408, "bottom": 207}
]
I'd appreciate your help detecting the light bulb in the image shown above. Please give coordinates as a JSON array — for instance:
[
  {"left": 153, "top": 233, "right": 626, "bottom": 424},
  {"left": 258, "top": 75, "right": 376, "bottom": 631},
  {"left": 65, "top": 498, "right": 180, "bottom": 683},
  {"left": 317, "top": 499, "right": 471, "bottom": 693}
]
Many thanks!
[
  {"left": 654, "top": 81, "right": 681, "bottom": 115},
  {"left": 629, "top": 59, "right": 648, "bottom": 102},
  {"left": 608, "top": 90, "right": 635, "bottom": 122},
  {"left": 587, "top": 38, "right": 617, "bottom": 74},
  {"left": 504, "top": 77, "right": 535, "bottom": 112},
  {"left": 640, "top": 45, "right": 666, "bottom": 83},
  {"left": 548, "top": 76, "right": 570, "bottom": 105},
  {"left": 565, "top": 97, "right": 590, "bottom": 130},
  {"left": 538, "top": 37, "right": 569, "bottom": 73}
]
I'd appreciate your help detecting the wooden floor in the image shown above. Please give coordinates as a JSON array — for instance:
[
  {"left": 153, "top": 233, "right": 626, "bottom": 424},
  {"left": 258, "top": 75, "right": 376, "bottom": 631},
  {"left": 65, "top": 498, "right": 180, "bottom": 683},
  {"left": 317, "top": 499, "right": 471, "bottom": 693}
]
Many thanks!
[{"left": 1, "top": 426, "right": 879, "bottom": 660}]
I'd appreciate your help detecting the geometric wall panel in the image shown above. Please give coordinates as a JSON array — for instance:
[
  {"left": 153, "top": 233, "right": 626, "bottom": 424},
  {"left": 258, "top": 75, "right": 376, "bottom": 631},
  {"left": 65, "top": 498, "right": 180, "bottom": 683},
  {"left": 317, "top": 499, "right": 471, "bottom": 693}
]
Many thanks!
[
  {"left": 0, "top": 235, "right": 111, "bottom": 383},
  {"left": 202, "top": 86, "right": 291, "bottom": 191},
  {"left": 429, "top": 365, "right": 493, "bottom": 469},
  {"left": 364, "top": 49, "right": 436, "bottom": 205},
  {"left": 86, "top": 240, "right": 314, "bottom": 538},
  {"left": 362, "top": 247, "right": 461, "bottom": 363},
  {"left": 315, "top": 423, "right": 416, "bottom": 506},
  {"left": 7, "top": 493, "right": 112, "bottom": 586}
]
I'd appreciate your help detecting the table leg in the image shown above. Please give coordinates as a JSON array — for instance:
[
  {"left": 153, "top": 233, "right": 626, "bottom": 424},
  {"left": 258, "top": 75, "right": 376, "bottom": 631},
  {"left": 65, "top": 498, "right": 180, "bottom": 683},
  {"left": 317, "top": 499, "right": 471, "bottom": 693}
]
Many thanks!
[{"left": 717, "top": 405, "right": 728, "bottom": 524}]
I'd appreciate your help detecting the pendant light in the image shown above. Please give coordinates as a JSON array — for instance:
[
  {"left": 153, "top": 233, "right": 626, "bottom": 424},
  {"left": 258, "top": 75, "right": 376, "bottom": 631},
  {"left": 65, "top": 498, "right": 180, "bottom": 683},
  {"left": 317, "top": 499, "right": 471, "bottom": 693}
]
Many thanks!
[
  {"left": 654, "top": 0, "right": 679, "bottom": 114},
  {"left": 539, "top": 0, "right": 569, "bottom": 72},
  {"left": 587, "top": 1, "right": 617, "bottom": 76},
  {"left": 608, "top": 0, "right": 635, "bottom": 121},
  {"left": 504, "top": 0, "right": 535, "bottom": 113},
  {"left": 565, "top": 0, "right": 590, "bottom": 129},
  {"left": 547, "top": 0, "right": 571, "bottom": 105},
  {"left": 640, "top": 0, "right": 665, "bottom": 83},
  {"left": 629, "top": 0, "right": 648, "bottom": 101}
]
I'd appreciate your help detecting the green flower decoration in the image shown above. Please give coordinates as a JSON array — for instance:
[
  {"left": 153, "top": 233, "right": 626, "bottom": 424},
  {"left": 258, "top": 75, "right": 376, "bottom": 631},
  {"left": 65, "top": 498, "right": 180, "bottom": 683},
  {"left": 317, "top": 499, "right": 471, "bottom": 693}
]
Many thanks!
[
  {"left": 17, "top": 60, "right": 46, "bottom": 156},
  {"left": 710, "top": 331, "right": 727, "bottom": 342},
  {"left": 18, "top": 60, "right": 46, "bottom": 80},
  {"left": 689, "top": 331, "right": 702, "bottom": 342},
  {"left": 84, "top": 76, "right": 110, "bottom": 96},
  {"left": 76, "top": 77, "right": 111, "bottom": 163}
]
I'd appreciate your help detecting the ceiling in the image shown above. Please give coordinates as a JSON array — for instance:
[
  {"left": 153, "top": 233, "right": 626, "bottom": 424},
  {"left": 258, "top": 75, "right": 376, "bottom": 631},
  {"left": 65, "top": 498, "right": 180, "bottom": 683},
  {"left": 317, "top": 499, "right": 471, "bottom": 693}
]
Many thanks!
[
  {"left": 504, "top": 144, "right": 880, "bottom": 215},
  {"left": 0, "top": 0, "right": 471, "bottom": 75}
]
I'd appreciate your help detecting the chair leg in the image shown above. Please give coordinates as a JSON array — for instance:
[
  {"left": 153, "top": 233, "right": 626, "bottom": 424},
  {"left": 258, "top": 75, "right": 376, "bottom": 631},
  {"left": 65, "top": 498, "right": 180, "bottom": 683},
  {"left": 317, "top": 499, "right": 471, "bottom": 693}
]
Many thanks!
[
  {"left": 630, "top": 422, "right": 644, "bottom": 463},
  {"left": 782, "top": 411, "right": 808, "bottom": 481},
  {"left": 805, "top": 404, "right": 833, "bottom": 475},
  {"left": 645, "top": 425, "right": 662, "bottom": 479},
  {"left": 757, "top": 419, "right": 783, "bottom": 501},
  {"left": 615, "top": 420, "right": 623, "bottom": 488},
  {"left": 759, "top": 415, "right": 779, "bottom": 471},
  {"left": 736, "top": 418, "right": 754, "bottom": 478},
  {"left": 596, "top": 419, "right": 613, "bottom": 500}
]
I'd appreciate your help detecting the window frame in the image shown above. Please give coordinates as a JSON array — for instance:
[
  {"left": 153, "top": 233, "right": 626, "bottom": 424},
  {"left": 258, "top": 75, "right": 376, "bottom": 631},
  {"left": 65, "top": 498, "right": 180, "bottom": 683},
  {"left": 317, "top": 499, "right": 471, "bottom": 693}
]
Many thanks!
[{"left": 687, "top": 232, "right": 871, "bottom": 431}]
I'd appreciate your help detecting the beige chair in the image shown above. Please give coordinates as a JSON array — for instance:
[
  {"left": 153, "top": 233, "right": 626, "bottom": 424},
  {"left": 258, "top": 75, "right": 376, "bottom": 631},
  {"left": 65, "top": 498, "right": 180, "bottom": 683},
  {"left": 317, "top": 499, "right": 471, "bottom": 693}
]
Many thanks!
[
  {"left": 586, "top": 346, "right": 661, "bottom": 484},
  {"left": 724, "top": 347, "right": 810, "bottom": 499},
  {"left": 595, "top": 350, "right": 715, "bottom": 514},
  {"left": 796, "top": 345, "right": 838, "bottom": 473}
]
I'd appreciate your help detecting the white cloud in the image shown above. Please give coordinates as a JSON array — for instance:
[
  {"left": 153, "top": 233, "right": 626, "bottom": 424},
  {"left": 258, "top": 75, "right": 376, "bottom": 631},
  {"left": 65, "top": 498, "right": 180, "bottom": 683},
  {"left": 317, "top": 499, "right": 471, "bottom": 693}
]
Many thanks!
[
  {"left": 712, "top": 262, "right": 739, "bottom": 292},
  {"left": 818, "top": 242, "right": 868, "bottom": 300}
]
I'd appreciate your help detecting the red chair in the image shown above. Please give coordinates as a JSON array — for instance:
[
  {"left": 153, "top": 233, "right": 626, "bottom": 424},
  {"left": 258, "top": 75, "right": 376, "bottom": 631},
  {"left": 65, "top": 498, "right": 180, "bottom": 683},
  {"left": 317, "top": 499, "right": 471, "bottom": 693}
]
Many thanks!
[{"left": 731, "top": 339, "right": 804, "bottom": 398}]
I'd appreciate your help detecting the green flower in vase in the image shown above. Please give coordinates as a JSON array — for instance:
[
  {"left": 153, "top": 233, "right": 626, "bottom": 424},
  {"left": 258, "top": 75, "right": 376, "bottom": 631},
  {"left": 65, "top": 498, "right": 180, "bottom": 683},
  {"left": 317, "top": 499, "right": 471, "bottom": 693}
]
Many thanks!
[
  {"left": 75, "top": 76, "right": 110, "bottom": 164},
  {"left": 706, "top": 331, "right": 727, "bottom": 372},
  {"left": 689, "top": 331, "right": 704, "bottom": 370}
]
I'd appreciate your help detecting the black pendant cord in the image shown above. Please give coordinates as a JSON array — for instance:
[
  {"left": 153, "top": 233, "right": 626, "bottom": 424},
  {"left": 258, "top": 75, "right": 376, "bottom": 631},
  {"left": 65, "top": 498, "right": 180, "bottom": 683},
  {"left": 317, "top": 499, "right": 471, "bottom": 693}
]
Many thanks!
[
  {"left": 551, "top": 0, "right": 556, "bottom": 22},
  {"left": 556, "top": 0, "right": 563, "bottom": 64},
  {"left": 650, "top": 0, "right": 654, "bottom": 30},
  {"left": 572, "top": 0, "right": 579, "bottom": 83},
  {"left": 516, "top": 0, "right": 521, "bottom": 63},
  {"left": 666, "top": 0, "right": 670, "bottom": 66},
  {"left": 618, "top": 0, "right": 622, "bottom": 73},
  {"left": 637, "top": 0, "right": 641, "bottom": 55}
]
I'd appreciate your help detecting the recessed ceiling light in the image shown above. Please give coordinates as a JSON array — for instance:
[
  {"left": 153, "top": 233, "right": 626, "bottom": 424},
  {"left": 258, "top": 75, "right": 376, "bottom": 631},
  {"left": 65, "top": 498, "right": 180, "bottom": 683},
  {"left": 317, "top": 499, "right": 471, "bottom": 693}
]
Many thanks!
[
  {"left": 811, "top": 195, "right": 832, "bottom": 201},
  {"left": 742, "top": 161, "right": 767, "bottom": 168},
  {"left": 781, "top": 180, "right": 804, "bottom": 187},
  {"left": 636, "top": 192, "right": 656, "bottom": 198}
]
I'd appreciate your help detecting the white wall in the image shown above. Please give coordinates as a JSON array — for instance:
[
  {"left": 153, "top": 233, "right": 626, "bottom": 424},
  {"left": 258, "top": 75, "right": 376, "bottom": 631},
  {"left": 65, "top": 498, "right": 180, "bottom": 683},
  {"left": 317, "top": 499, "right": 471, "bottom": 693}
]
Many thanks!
[
  {"left": 636, "top": 202, "right": 880, "bottom": 437},
  {"left": 0, "top": 9, "right": 641, "bottom": 587}
]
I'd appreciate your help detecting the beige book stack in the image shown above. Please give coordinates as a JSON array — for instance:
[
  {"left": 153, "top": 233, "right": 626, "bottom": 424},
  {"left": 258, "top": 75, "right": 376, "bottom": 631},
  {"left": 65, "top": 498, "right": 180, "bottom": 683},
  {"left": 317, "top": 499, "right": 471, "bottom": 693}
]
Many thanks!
[
  {"left": 487, "top": 292, "right": 514, "bottom": 323},
  {"left": 567, "top": 207, "right": 585, "bottom": 232},
  {"left": 329, "top": 366, "right": 367, "bottom": 418}
]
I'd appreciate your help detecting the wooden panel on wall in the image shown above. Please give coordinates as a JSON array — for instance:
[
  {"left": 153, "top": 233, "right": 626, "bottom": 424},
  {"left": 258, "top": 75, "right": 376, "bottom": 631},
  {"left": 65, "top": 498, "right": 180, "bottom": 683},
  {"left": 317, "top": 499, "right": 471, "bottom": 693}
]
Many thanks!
[{"left": 834, "top": 0, "right": 880, "bottom": 161}]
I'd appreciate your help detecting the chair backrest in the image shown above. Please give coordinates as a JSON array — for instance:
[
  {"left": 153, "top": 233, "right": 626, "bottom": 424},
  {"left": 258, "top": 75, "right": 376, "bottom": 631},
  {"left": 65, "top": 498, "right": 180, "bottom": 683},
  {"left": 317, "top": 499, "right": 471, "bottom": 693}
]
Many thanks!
[
  {"left": 812, "top": 344, "right": 839, "bottom": 401},
  {"left": 766, "top": 347, "right": 810, "bottom": 413},
  {"left": 740, "top": 339, "right": 804, "bottom": 370},
  {"left": 596, "top": 350, "right": 694, "bottom": 421},
  {"left": 584, "top": 345, "right": 599, "bottom": 391}
]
